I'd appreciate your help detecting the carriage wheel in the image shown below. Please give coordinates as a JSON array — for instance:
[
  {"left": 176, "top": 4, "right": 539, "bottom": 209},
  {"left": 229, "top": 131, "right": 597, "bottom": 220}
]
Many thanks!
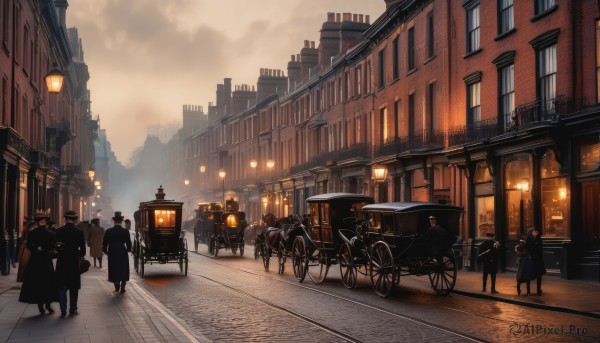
[
  {"left": 239, "top": 244, "right": 245, "bottom": 257},
  {"left": 210, "top": 237, "right": 219, "bottom": 258},
  {"left": 262, "top": 247, "right": 271, "bottom": 271},
  {"left": 339, "top": 243, "right": 357, "bottom": 289},
  {"left": 208, "top": 236, "right": 214, "bottom": 255},
  {"left": 369, "top": 241, "right": 395, "bottom": 298},
  {"left": 428, "top": 250, "right": 457, "bottom": 295},
  {"left": 291, "top": 236, "right": 307, "bottom": 283},
  {"left": 277, "top": 242, "right": 286, "bottom": 274},
  {"left": 133, "top": 245, "right": 139, "bottom": 273},
  {"left": 254, "top": 242, "right": 261, "bottom": 260},
  {"left": 140, "top": 252, "right": 145, "bottom": 279},
  {"left": 307, "top": 249, "right": 329, "bottom": 285}
]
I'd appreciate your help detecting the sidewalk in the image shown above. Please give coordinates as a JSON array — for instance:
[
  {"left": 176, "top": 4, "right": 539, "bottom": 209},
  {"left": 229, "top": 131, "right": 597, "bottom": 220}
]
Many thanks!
[
  {"left": 451, "top": 270, "right": 600, "bottom": 319},
  {"left": 0, "top": 265, "right": 205, "bottom": 342}
]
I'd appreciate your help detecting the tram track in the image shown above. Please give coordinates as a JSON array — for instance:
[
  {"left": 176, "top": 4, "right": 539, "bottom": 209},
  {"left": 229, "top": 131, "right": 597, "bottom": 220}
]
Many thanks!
[{"left": 187, "top": 249, "right": 486, "bottom": 343}]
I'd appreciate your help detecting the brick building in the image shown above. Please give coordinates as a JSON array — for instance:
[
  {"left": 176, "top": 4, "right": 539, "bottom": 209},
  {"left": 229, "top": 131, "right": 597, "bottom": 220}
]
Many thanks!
[
  {"left": 178, "top": 0, "right": 600, "bottom": 280},
  {"left": 0, "top": 0, "right": 96, "bottom": 274}
]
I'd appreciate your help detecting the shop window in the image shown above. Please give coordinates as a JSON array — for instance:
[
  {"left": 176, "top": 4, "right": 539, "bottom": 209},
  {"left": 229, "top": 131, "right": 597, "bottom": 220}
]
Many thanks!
[
  {"left": 411, "top": 169, "right": 428, "bottom": 201},
  {"left": 540, "top": 150, "right": 569, "bottom": 238},
  {"left": 579, "top": 142, "right": 600, "bottom": 172},
  {"left": 505, "top": 154, "right": 533, "bottom": 240},
  {"left": 475, "top": 162, "right": 494, "bottom": 238}
]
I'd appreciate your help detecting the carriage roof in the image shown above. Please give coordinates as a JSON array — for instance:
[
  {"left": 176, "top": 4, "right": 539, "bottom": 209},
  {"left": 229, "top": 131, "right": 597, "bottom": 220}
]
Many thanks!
[
  {"left": 362, "top": 202, "right": 463, "bottom": 214},
  {"left": 306, "top": 193, "right": 374, "bottom": 203},
  {"left": 138, "top": 186, "right": 183, "bottom": 210}
]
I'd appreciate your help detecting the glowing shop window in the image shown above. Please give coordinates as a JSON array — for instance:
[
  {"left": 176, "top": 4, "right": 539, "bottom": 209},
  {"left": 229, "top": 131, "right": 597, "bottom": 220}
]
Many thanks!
[{"left": 155, "top": 210, "right": 176, "bottom": 228}]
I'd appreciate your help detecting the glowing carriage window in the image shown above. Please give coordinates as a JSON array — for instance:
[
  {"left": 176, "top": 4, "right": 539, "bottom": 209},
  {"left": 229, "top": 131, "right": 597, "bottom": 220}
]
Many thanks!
[
  {"left": 154, "top": 210, "right": 176, "bottom": 227},
  {"left": 225, "top": 214, "right": 238, "bottom": 228}
]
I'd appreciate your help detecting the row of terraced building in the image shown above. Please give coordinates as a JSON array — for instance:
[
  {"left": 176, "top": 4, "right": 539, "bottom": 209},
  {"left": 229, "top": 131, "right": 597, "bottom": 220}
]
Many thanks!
[{"left": 173, "top": 0, "right": 600, "bottom": 280}]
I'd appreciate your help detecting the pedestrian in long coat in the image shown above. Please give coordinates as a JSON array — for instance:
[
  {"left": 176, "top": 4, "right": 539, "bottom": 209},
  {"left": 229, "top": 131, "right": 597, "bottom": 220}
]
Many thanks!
[
  {"left": 515, "top": 240, "right": 535, "bottom": 295},
  {"left": 525, "top": 227, "right": 546, "bottom": 295},
  {"left": 55, "top": 210, "right": 86, "bottom": 317},
  {"left": 19, "top": 211, "right": 57, "bottom": 314},
  {"left": 88, "top": 218, "right": 105, "bottom": 267},
  {"left": 103, "top": 211, "right": 132, "bottom": 293},
  {"left": 478, "top": 232, "right": 500, "bottom": 293}
]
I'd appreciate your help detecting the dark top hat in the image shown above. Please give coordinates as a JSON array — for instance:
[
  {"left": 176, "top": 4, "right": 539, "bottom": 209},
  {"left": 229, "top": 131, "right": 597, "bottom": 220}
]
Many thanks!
[
  {"left": 112, "top": 211, "right": 125, "bottom": 221},
  {"left": 33, "top": 210, "right": 49, "bottom": 221},
  {"left": 64, "top": 210, "right": 78, "bottom": 220},
  {"left": 91, "top": 218, "right": 100, "bottom": 224}
]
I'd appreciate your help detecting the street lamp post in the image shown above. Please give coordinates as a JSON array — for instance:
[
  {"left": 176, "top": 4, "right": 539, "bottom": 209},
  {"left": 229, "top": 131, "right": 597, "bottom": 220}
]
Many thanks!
[{"left": 219, "top": 169, "right": 226, "bottom": 205}]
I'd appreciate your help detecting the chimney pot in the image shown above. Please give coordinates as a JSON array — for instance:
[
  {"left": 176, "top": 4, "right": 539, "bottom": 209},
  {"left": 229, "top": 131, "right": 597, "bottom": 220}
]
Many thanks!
[
  {"left": 304, "top": 40, "right": 309, "bottom": 48},
  {"left": 353, "top": 14, "right": 358, "bottom": 22},
  {"left": 336, "top": 13, "right": 341, "bottom": 22},
  {"left": 366, "top": 15, "right": 370, "bottom": 24},
  {"left": 311, "top": 41, "right": 315, "bottom": 49},
  {"left": 291, "top": 54, "right": 295, "bottom": 62},
  {"left": 359, "top": 14, "right": 364, "bottom": 23},
  {"left": 297, "top": 54, "right": 301, "bottom": 61},
  {"left": 327, "top": 12, "right": 335, "bottom": 22}
]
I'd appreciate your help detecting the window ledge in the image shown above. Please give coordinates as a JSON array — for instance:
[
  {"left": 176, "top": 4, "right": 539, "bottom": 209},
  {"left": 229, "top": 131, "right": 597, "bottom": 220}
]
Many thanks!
[
  {"left": 494, "top": 28, "right": 516, "bottom": 41},
  {"left": 464, "top": 48, "right": 483, "bottom": 59},
  {"left": 531, "top": 5, "right": 558, "bottom": 22},
  {"left": 389, "top": 78, "right": 400, "bottom": 87},
  {"left": 406, "top": 68, "right": 418, "bottom": 77},
  {"left": 423, "top": 55, "right": 436, "bottom": 65}
]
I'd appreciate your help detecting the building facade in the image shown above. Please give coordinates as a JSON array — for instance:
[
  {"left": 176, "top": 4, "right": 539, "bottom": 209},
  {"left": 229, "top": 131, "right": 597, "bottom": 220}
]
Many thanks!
[
  {"left": 0, "top": 0, "right": 96, "bottom": 274},
  {"left": 177, "top": 0, "right": 600, "bottom": 280}
]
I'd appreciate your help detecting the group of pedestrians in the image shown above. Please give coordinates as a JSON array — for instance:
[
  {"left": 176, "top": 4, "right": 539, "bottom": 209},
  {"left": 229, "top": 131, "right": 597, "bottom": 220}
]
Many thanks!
[
  {"left": 478, "top": 227, "right": 546, "bottom": 295},
  {"left": 16, "top": 210, "right": 133, "bottom": 317}
]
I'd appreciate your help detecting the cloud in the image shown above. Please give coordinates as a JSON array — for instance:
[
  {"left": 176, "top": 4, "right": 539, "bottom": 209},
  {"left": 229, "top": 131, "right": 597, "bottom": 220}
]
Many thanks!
[{"left": 68, "top": 0, "right": 385, "bottom": 163}]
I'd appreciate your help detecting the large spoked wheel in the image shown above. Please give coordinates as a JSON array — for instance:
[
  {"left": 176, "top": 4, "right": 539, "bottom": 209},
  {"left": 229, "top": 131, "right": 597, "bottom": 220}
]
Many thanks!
[
  {"left": 184, "top": 254, "right": 188, "bottom": 276},
  {"left": 307, "top": 249, "right": 329, "bottom": 285},
  {"left": 339, "top": 242, "right": 357, "bottom": 289},
  {"left": 239, "top": 243, "right": 245, "bottom": 257},
  {"left": 277, "top": 242, "right": 286, "bottom": 274},
  {"left": 369, "top": 241, "right": 395, "bottom": 298},
  {"left": 428, "top": 250, "right": 458, "bottom": 295},
  {"left": 291, "top": 236, "right": 307, "bottom": 283},
  {"left": 262, "top": 247, "right": 271, "bottom": 271},
  {"left": 139, "top": 251, "right": 145, "bottom": 279}
]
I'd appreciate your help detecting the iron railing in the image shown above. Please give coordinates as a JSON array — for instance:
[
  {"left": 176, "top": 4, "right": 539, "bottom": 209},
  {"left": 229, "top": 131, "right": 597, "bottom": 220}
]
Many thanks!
[
  {"left": 289, "top": 143, "right": 369, "bottom": 174},
  {"left": 448, "top": 118, "right": 499, "bottom": 147}
]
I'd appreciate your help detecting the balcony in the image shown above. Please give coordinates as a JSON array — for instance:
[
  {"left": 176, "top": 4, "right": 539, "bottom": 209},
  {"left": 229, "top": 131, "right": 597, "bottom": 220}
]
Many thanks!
[
  {"left": 289, "top": 143, "right": 369, "bottom": 174},
  {"left": 0, "top": 127, "right": 30, "bottom": 158},
  {"left": 374, "top": 129, "right": 445, "bottom": 159},
  {"left": 510, "top": 97, "right": 598, "bottom": 130},
  {"left": 46, "top": 119, "right": 72, "bottom": 155},
  {"left": 448, "top": 118, "right": 499, "bottom": 147}
]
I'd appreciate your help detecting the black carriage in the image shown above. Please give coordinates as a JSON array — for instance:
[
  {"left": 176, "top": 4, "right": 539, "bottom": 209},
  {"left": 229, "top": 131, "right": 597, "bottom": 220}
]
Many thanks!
[
  {"left": 359, "top": 202, "right": 463, "bottom": 297},
  {"left": 257, "top": 214, "right": 305, "bottom": 274},
  {"left": 207, "top": 199, "right": 246, "bottom": 257},
  {"left": 291, "top": 193, "right": 374, "bottom": 284},
  {"left": 192, "top": 202, "right": 221, "bottom": 251},
  {"left": 133, "top": 186, "right": 188, "bottom": 278}
]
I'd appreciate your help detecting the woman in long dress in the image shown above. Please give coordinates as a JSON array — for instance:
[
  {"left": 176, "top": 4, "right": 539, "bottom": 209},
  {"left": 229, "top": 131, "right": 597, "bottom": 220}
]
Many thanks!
[{"left": 18, "top": 211, "right": 57, "bottom": 314}]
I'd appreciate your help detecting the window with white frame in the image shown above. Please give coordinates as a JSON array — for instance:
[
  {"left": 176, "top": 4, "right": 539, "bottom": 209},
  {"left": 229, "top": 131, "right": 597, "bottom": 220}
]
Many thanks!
[
  {"left": 501, "top": 64, "right": 515, "bottom": 130},
  {"left": 538, "top": 44, "right": 556, "bottom": 114},
  {"left": 467, "top": 3, "right": 480, "bottom": 53},
  {"left": 535, "top": 0, "right": 555, "bottom": 15},
  {"left": 498, "top": 0, "right": 514, "bottom": 34}
]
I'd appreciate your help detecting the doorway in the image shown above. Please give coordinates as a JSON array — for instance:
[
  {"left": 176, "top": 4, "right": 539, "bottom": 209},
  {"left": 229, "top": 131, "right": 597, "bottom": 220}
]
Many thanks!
[{"left": 582, "top": 181, "right": 600, "bottom": 249}]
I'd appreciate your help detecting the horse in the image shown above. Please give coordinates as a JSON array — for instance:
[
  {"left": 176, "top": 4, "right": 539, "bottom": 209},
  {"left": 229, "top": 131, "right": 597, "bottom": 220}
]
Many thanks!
[{"left": 259, "top": 214, "right": 305, "bottom": 273}]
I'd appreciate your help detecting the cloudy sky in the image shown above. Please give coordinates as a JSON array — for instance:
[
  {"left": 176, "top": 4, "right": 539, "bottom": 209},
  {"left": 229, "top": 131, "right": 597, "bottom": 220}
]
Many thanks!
[{"left": 67, "top": 0, "right": 385, "bottom": 165}]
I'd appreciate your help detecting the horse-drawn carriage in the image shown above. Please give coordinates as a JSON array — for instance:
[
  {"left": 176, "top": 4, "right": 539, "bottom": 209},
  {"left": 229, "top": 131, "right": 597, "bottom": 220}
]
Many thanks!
[
  {"left": 194, "top": 199, "right": 246, "bottom": 257},
  {"left": 290, "top": 193, "right": 374, "bottom": 284},
  {"left": 132, "top": 186, "right": 188, "bottom": 278},
  {"left": 256, "top": 213, "right": 305, "bottom": 273},
  {"left": 357, "top": 202, "right": 463, "bottom": 297}
]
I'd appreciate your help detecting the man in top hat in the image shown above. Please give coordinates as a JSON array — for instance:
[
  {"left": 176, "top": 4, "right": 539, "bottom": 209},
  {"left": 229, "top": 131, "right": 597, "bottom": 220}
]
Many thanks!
[
  {"left": 478, "top": 232, "right": 500, "bottom": 293},
  {"left": 103, "top": 211, "right": 132, "bottom": 294},
  {"left": 88, "top": 218, "right": 105, "bottom": 268},
  {"left": 55, "top": 210, "right": 86, "bottom": 317}
]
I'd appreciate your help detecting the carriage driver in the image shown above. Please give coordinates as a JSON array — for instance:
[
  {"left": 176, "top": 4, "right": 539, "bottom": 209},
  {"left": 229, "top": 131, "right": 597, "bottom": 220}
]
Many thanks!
[{"left": 426, "top": 215, "right": 448, "bottom": 259}]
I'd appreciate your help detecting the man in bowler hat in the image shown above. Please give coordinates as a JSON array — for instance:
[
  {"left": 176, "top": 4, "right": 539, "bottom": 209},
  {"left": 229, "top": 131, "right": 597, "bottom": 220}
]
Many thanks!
[
  {"left": 103, "top": 211, "right": 132, "bottom": 293},
  {"left": 55, "top": 210, "right": 86, "bottom": 317},
  {"left": 478, "top": 232, "right": 500, "bottom": 293}
]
